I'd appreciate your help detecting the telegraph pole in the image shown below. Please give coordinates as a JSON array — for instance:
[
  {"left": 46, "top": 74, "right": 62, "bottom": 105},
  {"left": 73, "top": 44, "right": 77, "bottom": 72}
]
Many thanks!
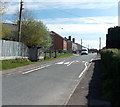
[
  {"left": 18, "top": 0, "right": 23, "bottom": 42},
  {"left": 99, "top": 37, "right": 101, "bottom": 50},
  {"left": 88, "top": 45, "right": 89, "bottom": 49},
  {"left": 118, "top": 1, "right": 120, "bottom": 26},
  {"left": 81, "top": 39, "right": 82, "bottom": 50}
]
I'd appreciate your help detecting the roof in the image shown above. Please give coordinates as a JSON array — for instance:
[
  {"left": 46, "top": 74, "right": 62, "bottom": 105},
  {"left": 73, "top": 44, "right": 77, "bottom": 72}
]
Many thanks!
[{"left": 50, "top": 31, "right": 67, "bottom": 41}]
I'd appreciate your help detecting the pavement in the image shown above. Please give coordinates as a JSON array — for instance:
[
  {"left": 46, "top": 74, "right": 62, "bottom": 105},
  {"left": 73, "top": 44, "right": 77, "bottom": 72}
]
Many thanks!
[{"left": 66, "top": 55, "right": 112, "bottom": 106}]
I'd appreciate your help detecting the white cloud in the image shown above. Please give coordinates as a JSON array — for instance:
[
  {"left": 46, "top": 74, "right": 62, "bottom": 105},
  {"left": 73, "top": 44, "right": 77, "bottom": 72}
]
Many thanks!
[
  {"left": 3, "top": 0, "right": 119, "bottom": 3},
  {"left": 43, "top": 16, "right": 117, "bottom": 49},
  {"left": 42, "top": 16, "right": 117, "bottom": 34},
  {"left": 4, "top": 3, "right": 19, "bottom": 14},
  {"left": 2, "top": 0, "right": 119, "bottom": 49},
  {"left": 2, "top": 19, "right": 13, "bottom": 23},
  {"left": 82, "top": 40, "right": 106, "bottom": 49},
  {"left": 20, "top": 2, "right": 119, "bottom": 10},
  {"left": 46, "top": 23, "right": 116, "bottom": 34},
  {"left": 2, "top": 0, "right": 119, "bottom": 15},
  {"left": 41, "top": 16, "right": 117, "bottom": 24},
  {"left": 4, "top": 16, "right": 117, "bottom": 49}
]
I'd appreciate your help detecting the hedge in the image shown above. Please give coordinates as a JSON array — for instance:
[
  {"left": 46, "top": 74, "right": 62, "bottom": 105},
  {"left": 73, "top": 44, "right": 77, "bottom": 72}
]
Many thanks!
[{"left": 101, "top": 49, "right": 120, "bottom": 105}]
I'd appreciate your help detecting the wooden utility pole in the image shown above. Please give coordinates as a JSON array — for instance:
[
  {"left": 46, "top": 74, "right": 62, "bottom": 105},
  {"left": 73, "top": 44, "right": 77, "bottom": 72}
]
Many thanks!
[
  {"left": 88, "top": 45, "right": 89, "bottom": 49},
  {"left": 81, "top": 39, "right": 82, "bottom": 50},
  {"left": 118, "top": 1, "right": 120, "bottom": 26},
  {"left": 18, "top": 0, "right": 23, "bottom": 42},
  {"left": 99, "top": 37, "right": 101, "bottom": 50}
]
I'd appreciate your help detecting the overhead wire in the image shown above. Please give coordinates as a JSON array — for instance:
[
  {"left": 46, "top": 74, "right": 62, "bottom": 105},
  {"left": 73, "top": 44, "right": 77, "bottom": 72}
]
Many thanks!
[
  {"left": 31, "top": 2, "right": 118, "bottom": 37},
  {"left": 38, "top": 2, "right": 118, "bottom": 24}
]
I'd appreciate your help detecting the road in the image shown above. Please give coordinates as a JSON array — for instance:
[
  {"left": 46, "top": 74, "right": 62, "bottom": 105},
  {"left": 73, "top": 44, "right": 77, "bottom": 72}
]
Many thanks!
[{"left": 2, "top": 53, "right": 97, "bottom": 105}]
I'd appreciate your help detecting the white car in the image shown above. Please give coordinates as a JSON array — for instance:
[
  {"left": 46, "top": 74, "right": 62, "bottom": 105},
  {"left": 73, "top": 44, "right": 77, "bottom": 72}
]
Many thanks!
[{"left": 81, "top": 49, "right": 88, "bottom": 55}]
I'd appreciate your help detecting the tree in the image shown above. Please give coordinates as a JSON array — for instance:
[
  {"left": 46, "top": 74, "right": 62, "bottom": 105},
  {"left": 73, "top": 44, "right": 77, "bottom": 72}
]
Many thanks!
[
  {"left": 14, "top": 9, "right": 33, "bottom": 24},
  {"left": 13, "top": 9, "right": 52, "bottom": 49},
  {"left": 14, "top": 9, "right": 52, "bottom": 61},
  {"left": 0, "top": 1, "right": 6, "bottom": 16},
  {"left": 0, "top": 2, "right": 7, "bottom": 39},
  {"left": 21, "top": 18, "right": 52, "bottom": 49},
  {"left": 1, "top": 24, "right": 12, "bottom": 40}
]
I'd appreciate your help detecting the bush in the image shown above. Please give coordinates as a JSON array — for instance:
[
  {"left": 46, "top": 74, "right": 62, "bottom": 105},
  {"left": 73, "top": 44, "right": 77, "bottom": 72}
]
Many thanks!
[{"left": 101, "top": 49, "right": 120, "bottom": 105}]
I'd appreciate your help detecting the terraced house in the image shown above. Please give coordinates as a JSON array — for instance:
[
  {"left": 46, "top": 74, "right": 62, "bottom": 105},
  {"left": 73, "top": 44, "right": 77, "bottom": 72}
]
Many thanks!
[{"left": 50, "top": 31, "right": 67, "bottom": 52}]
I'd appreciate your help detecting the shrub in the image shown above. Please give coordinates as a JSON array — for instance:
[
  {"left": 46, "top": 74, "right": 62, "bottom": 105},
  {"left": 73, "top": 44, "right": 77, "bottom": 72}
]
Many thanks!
[{"left": 101, "top": 49, "right": 120, "bottom": 105}]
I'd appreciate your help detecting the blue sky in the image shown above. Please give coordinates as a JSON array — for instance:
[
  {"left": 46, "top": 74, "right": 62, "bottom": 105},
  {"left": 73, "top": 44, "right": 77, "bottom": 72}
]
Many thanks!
[{"left": 2, "top": 0, "right": 119, "bottom": 49}]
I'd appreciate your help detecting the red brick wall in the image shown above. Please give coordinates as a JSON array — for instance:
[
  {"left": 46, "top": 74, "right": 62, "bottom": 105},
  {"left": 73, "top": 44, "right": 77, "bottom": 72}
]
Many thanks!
[
  {"left": 53, "top": 34, "right": 63, "bottom": 50},
  {"left": 51, "top": 31, "right": 67, "bottom": 51}
]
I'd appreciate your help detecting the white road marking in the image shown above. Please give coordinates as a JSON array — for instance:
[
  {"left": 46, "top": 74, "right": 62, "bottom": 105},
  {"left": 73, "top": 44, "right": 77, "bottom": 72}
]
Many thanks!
[
  {"left": 22, "top": 65, "right": 51, "bottom": 75},
  {"left": 55, "top": 60, "right": 65, "bottom": 64},
  {"left": 82, "top": 61, "right": 85, "bottom": 63},
  {"left": 67, "top": 61, "right": 75, "bottom": 66},
  {"left": 79, "top": 62, "right": 88, "bottom": 78},
  {"left": 56, "top": 62, "right": 64, "bottom": 64},
  {"left": 64, "top": 59, "right": 94, "bottom": 105},
  {"left": 64, "top": 62, "right": 70, "bottom": 65},
  {"left": 75, "top": 60, "right": 79, "bottom": 62},
  {"left": 64, "top": 78, "right": 81, "bottom": 105},
  {"left": 56, "top": 60, "right": 79, "bottom": 66},
  {"left": 90, "top": 59, "right": 94, "bottom": 62}
]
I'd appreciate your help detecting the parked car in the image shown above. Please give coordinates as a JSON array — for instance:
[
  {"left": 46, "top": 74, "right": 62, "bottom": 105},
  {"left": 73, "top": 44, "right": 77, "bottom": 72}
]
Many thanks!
[{"left": 81, "top": 49, "right": 88, "bottom": 55}]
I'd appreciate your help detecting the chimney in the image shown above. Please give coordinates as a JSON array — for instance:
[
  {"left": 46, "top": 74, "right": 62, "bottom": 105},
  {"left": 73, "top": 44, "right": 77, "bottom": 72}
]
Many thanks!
[
  {"left": 72, "top": 38, "right": 75, "bottom": 43},
  {"left": 68, "top": 36, "right": 71, "bottom": 41},
  {"left": 64, "top": 37, "right": 67, "bottom": 40}
]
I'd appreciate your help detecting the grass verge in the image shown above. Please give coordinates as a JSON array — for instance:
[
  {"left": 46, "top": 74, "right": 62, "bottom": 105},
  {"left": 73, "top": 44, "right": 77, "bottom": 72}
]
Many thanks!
[
  {"left": 2, "top": 53, "right": 73, "bottom": 70},
  {"left": 1, "top": 58, "right": 34, "bottom": 70},
  {"left": 38, "top": 53, "right": 73, "bottom": 62},
  {"left": 57, "top": 53, "right": 73, "bottom": 58}
]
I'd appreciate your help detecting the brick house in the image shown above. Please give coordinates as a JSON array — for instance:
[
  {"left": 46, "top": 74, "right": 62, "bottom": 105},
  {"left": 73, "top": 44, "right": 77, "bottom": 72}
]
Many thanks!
[
  {"left": 66, "top": 36, "right": 78, "bottom": 53},
  {"left": 75, "top": 43, "right": 82, "bottom": 53},
  {"left": 71, "top": 38, "right": 78, "bottom": 53},
  {"left": 50, "top": 31, "right": 67, "bottom": 51},
  {"left": 66, "top": 36, "right": 72, "bottom": 52}
]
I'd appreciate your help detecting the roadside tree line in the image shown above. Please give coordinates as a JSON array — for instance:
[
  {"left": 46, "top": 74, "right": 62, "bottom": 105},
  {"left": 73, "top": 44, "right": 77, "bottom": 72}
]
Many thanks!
[
  {"left": 1, "top": 5, "right": 74, "bottom": 61},
  {"left": 1, "top": 9, "right": 52, "bottom": 50},
  {"left": 1, "top": 6, "right": 53, "bottom": 60},
  {"left": 1, "top": 3, "right": 83, "bottom": 62}
]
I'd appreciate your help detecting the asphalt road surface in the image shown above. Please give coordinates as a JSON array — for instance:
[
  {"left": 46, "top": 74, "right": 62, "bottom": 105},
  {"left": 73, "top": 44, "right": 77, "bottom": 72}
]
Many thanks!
[{"left": 2, "top": 53, "right": 97, "bottom": 105}]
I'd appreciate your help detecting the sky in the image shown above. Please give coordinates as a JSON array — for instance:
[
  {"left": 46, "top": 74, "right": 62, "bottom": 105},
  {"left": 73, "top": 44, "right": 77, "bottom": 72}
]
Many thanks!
[{"left": 2, "top": 0, "right": 120, "bottom": 49}]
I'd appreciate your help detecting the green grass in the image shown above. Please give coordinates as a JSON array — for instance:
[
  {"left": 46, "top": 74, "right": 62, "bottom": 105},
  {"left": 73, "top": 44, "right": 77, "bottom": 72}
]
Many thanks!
[
  {"left": 39, "top": 53, "right": 73, "bottom": 62},
  {"left": 38, "top": 57, "right": 55, "bottom": 62},
  {"left": 1, "top": 53, "right": 73, "bottom": 70},
  {"left": 57, "top": 53, "right": 73, "bottom": 58},
  {"left": 2, "top": 58, "right": 34, "bottom": 70}
]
